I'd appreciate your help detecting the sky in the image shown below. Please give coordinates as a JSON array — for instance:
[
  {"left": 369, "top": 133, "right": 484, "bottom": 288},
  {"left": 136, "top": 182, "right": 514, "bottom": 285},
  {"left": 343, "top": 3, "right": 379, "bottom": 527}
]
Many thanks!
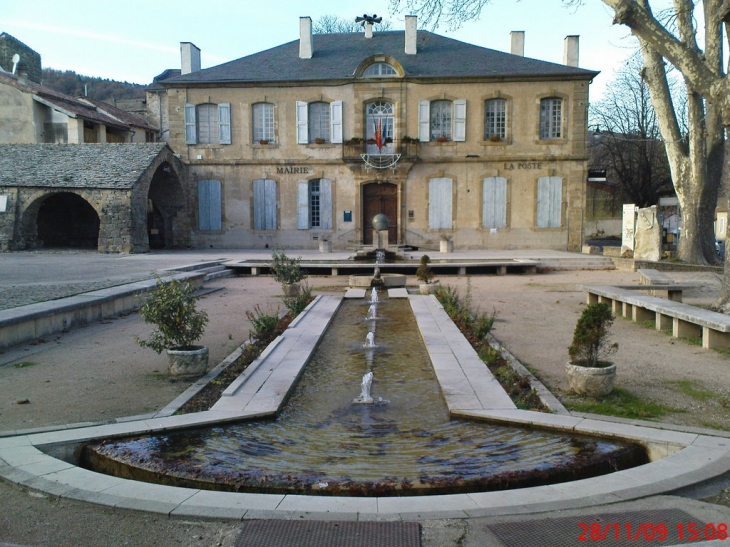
[{"left": 2, "top": 0, "right": 643, "bottom": 102}]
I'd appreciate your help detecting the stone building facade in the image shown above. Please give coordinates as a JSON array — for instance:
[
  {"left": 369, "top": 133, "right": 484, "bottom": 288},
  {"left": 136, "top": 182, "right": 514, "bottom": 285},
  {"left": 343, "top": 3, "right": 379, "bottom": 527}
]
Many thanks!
[
  {"left": 153, "top": 18, "right": 598, "bottom": 252},
  {"left": 0, "top": 144, "right": 190, "bottom": 253}
]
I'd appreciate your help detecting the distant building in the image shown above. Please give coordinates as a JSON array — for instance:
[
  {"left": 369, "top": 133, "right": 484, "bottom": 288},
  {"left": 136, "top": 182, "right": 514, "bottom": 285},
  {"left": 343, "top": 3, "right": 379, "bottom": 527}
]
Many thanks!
[
  {"left": 150, "top": 17, "right": 598, "bottom": 252},
  {"left": 0, "top": 32, "right": 42, "bottom": 84}
]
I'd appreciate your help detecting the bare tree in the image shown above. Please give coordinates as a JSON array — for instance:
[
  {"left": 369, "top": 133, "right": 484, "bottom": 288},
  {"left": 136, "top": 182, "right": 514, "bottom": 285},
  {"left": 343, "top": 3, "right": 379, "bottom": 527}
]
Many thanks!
[
  {"left": 313, "top": 15, "right": 393, "bottom": 34},
  {"left": 590, "top": 53, "right": 674, "bottom": 208},
  {"left": 390, "top": 0, "right": 727, "bottom": 283}
]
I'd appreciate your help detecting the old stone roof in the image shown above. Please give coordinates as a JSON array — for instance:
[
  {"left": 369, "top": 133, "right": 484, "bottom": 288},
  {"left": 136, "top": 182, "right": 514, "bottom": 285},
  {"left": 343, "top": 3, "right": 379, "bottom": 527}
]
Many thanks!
[
  {"left": 0, "top": 143, "right": 170, "bottom": 189},
  {"left": 163, "top": 30, "right": 599, "bottom": 86},
  {"left": 77, "top": 97, "right": 157, "bottom": 131},
  {"left": 0, "top": 71, "right": 156, "bottom": 131}
]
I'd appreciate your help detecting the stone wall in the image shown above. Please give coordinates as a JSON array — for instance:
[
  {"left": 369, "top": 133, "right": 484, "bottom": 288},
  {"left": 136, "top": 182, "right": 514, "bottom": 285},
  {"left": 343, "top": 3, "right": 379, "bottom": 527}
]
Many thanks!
[{"left": 0, "top": 34, "right": 42, "bottom": 83}]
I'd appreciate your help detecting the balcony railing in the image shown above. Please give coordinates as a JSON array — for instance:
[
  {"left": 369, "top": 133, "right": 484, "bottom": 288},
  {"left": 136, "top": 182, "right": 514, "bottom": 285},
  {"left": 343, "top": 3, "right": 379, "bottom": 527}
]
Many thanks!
[{"left": 342, "top": 140, "right": 419, "bottom": 162}]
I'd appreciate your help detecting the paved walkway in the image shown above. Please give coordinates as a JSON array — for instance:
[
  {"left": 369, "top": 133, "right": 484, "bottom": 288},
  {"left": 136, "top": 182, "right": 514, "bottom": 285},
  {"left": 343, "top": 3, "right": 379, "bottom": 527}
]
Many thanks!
[{"left": 1, "top": 249, "right": 730, "bottom": 547}]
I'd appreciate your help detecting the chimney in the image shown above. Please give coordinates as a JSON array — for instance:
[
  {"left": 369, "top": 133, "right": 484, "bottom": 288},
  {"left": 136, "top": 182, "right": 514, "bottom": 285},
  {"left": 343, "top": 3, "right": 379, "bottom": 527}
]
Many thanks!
[
  {"left": 180, "top": 42, "right": 201, "bottom": 75},
  {"left": 405, "top": 15, "right": 417, "bottom": 54},
  {"left": 18, "top": 71, "right": 28, "bottom": 85},
  {"left": 364, "top": 22, "right": 374, "bottom": 38},
  {"left": 564, "top": 35, "right": 579, "bottom": 67},
  {"left": 300, "top": 17, "right": 313, "bottom": 59},
  {"left": 510, "top": 31, "right": 524, "bottom": 56}
]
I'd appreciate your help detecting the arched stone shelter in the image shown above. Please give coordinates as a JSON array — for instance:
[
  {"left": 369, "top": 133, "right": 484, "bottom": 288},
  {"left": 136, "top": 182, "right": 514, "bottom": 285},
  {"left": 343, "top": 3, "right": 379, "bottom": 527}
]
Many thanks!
[{"left": 0, "top": 144, "right": 189, "bottom": 253}]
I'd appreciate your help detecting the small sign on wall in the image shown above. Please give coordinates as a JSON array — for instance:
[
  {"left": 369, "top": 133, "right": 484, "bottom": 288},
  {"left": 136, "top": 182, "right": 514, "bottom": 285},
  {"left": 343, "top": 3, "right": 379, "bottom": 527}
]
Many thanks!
[
  {"left": 0, "top": 195, "right": 7, "bottom": 213},
  {"left": 343, "top": 210, "right": 352, "bottom": 222}
]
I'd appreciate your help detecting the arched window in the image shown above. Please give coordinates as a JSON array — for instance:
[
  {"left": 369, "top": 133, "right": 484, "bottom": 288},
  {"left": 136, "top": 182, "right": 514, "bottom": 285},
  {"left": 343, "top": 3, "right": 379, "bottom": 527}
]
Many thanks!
[
  {"left": 365, "top": 101, "right": 394, "bottom": 152},
  {"left": 363, "top": 63, "right": 398, "bottom": 76}
]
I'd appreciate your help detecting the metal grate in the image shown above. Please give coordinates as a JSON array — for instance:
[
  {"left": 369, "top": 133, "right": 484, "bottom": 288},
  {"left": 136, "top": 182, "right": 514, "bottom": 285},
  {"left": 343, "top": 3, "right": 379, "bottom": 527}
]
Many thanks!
[
  {"left": 235, "top": 520, "right": 421, "bottom": 547},
  {"left": 487, "top": 509, "right": 712, "bottom": 547}
]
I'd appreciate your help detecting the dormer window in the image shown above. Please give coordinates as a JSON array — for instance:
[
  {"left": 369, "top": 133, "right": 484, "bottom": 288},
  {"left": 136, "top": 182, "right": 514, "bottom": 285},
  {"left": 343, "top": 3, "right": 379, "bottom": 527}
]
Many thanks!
[{"left": 363, "top": 63, "right": 398, "bottom": 77}]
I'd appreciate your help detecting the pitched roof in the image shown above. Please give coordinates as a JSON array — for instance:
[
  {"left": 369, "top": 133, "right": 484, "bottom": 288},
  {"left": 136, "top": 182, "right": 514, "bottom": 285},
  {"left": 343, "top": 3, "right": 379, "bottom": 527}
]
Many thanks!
[
  {"left": 0, "top": 71, "right": 157, "bottom": 131},
  {"left": 77, "top": 96, "right": 157, "bottom": 131},
  {"left": 163, "top": 30, "right": 598, "bottom": 85},
  {"left": 0, "top": 143, "right": 170, "bottom": 189}
]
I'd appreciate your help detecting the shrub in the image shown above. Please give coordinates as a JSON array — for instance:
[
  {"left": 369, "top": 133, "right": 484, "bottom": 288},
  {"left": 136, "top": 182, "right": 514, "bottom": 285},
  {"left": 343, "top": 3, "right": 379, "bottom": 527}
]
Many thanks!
[
  {"left": 135, "top": 275, "right": 208, "bottom": 353},
  {"left": 246, "top": 304, "right": 281, "bottom": 343},
  {"left": 270, "top": 250, "right": 307, "bottom": 285},
  {"left": 568, "top": 302, "right": 618, "bottom": 367},
  {"left": 283, "top": 283, "right": 314, "bottom": 316},
  {"left": 415, "top": 254, "right": 435, "bottom": 284}
]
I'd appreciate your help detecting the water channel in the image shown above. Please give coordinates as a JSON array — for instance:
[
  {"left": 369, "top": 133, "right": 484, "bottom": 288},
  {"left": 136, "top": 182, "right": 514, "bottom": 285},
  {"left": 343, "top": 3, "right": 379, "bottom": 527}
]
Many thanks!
[{"left": 83, "top": 296, "right": 647, "bottom": 496}]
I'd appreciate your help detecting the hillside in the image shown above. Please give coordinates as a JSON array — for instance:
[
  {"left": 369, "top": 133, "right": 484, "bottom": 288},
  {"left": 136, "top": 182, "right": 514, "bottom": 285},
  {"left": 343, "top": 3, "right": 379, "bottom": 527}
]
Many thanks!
[{"left": 41, "top": 68, "right": 146, "bottom": 102}]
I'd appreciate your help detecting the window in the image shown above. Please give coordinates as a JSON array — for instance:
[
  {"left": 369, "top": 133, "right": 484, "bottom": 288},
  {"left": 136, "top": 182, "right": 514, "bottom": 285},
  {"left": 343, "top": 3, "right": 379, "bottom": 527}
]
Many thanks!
[
  {"left": 43, "top": 123, "right": 68, "bottom": 143},
  {"left": 482, "top": 177, "right": 507, "bottom": 228},
  {"left": 184, "top": 103, "right": 231, "bottom": 145},
  {"left": 428, "top": 177, "right": 453, "bottom": 229},
  {"left": 253, "top": 102, "right": 274, "bottom": 143},
  {"left": 198, "top": 180, "right": 222, "bottom": 231},
  {"left": 484, "top": 99, "right": 507, "bottom": 141},
  {"left": 536, "top": 176, "right": 562, "bottom": 228},
  {"left": 308, "top": 102, "right": 330, "bottom": 143},
  {"left": 253, "top": 179, "right": 277, "bottom": 230},
  {"left": 365, "top": 101, "right": 394, "bottom": 152},
  {"left": 363, "top": 63, "right": 398, "bottom": 76},
  {"left": 296, "top": 101, "right": 342, "bottom": 144},
  {"left": 539, "top": 98, "right": 563, "bottom": 140},
  {"left": 418, "top": 99, "right": 466, "bottom": 142},
  {"left": 297, "top": 179, "right": 332, "bottom": 229}
]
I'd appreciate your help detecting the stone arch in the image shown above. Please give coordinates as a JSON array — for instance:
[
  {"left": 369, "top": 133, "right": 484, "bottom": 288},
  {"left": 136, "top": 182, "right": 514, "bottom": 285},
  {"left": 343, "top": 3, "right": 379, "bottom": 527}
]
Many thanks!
[
  {"left": 22, "top": 191, "right": 100, "bottom": 250},
  {"left": 130, "top": 148, "right": 190, "bottom": 252},
  {"left": 362, "top": 181, "right": 398, "bottom": 245}
]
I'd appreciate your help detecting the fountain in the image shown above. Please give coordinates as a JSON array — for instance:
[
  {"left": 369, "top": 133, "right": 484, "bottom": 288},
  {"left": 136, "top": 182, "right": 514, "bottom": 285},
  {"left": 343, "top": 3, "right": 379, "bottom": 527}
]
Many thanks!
[
  {"left": 349, "top": 215, "right": 407, "bottom": 288},
  {"left": 353, "top": 371, "right": 374, "bottom": 404},
  {"left": 366, "top": 304, "right": 378, "bottom": 320},
  {"left": 82, "top": 296, "right": 647, "bottom": 497},
  {"left": 370, "top": 287, "right": 379, "bottom": 304},
  {"left": 363, "top": 331, "right": 377, "bottom": 348}
]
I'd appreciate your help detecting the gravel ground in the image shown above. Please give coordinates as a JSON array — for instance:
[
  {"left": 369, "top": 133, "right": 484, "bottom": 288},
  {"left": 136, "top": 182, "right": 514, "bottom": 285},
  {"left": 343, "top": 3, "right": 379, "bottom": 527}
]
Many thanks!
[{"left": 1, "top": 267, "right": 730, "bottom": 546}]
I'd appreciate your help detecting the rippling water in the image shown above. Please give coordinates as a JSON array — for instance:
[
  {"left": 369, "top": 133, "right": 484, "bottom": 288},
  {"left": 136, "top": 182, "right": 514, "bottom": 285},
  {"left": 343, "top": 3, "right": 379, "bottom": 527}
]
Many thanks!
[{"left": 84, "top": 297, "right": 646, "bottom": 495}]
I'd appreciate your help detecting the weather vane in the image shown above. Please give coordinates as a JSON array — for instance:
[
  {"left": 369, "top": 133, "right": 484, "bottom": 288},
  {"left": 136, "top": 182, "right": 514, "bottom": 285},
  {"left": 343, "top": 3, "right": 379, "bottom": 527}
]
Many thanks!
[{"left": 355, "top": 13, "right": 383, "bottom": 26}]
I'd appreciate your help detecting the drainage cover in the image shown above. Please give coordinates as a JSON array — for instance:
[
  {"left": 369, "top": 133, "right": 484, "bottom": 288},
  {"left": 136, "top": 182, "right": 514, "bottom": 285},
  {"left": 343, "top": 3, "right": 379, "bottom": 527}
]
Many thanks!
[
  {"left": 234, "top": 520, "right": 421, "bottom": 547},
  {"left": 487, "top": 509, "right": 711, "bottom": 547}
]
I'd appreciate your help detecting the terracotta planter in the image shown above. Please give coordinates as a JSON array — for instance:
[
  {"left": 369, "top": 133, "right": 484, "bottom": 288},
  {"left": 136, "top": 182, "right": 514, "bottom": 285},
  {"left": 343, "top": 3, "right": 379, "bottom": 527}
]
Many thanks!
[
  {"left": 440, "top": 240, "right": 454, "bottom": 253},
  {"left": 166, "top": 346, "right": 209, "bottom": 376},
  {"left": 319, "top": 240, "right": 332, "bottom": 253},
  {"left": 565, "top": 362, "right": 616, "bottom": 397}
]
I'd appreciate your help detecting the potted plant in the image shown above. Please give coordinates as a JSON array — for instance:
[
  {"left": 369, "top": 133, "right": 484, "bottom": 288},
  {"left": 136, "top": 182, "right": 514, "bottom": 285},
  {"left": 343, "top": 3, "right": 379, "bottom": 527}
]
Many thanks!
[
  {"left": 488, "top": 134, "right": 503, "bottom": 143},
  {"left": 315, "top": 138, "right": 326, "bottom": 145},
  {"left": 440, "top": 234, "right": 454, "bottom": 253},
  {"left": 565, "top": 302, "right": 619, "bottom": 396},
  {"left": 401, "top": 135, "right": 413, "bottom": 143},
  {"left": 416, "top": 254, "right": 439, "bottom": 294},
  {"left": 258, "top": 139, "right": 270, "bottom": 145},
  {"left": 270, "top": 250, "right": 307, "bottom": 296},
  {"left": 135, "top": 275, "right": 209, "bottom": 376},
  {"left": 436, "top": 136, "right": 449, "bottom": 143}
]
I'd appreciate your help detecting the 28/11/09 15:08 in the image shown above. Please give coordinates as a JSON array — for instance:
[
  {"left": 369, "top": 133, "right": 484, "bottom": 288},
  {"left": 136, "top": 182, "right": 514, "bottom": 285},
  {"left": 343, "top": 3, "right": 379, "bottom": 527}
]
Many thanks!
[{"left": 578, "top": 522, "right": 728, "bottom": 542}]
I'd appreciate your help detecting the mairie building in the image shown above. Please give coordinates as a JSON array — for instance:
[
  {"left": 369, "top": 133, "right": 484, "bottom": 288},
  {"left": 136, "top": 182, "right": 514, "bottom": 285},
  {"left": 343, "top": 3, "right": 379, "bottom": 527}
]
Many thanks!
[{"left": 151, "top": 16, "right": 598, "bottom": 252}]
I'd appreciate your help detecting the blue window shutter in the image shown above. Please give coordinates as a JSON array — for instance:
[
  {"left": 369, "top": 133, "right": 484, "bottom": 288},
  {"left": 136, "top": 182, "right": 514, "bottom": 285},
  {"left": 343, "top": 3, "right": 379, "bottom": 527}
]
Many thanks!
[
  {"left": 297, "top": 180, "right": 309, "bottom": 229},
  {"left": 296, "top": 101, "right": 308, "bottom": 144},
  {"left": 330, "top": 101, "right": 343, "bottom": 144},
  {"left": 253, "top": 179, "right": 277, "bottom": 230},
  {"left": 418, "top": 100, "right": 430, "bottom": 142},
  {"left": 537, "top": 176, "right": 562, "bottom": 228},
  {"left": 483, "top": 177, "right": 507, "bottom": 228},
  {"left": 198, "top": 180, "right": 222, "bottom": 231},
  {"left": 218, "top": 103, "right": 231, "bottom": 144},
  {"left": 184, "top": 104, "right": 197, "bottom": 144},
  {"left": 320, "top": 178, "right": 332, "bottom": 229},
  {"left": 429, "top": 177, "right": 453, "bottom": 229}
]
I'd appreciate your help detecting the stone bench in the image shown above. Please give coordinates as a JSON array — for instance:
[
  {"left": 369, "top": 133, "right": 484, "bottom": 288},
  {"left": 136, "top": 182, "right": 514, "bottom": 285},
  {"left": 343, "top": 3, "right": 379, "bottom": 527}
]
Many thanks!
[
  {"left": 582, "top": 285, "right": 730, "bottom": 350},
  {"left": 638, "top": 268, "right": 672, "bottom": 285}
]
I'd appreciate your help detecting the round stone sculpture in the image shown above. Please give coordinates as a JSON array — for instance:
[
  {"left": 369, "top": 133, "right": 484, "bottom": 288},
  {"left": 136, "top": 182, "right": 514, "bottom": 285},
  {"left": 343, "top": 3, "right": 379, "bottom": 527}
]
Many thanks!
[{"left": 372, "top": 214, "right": 389, "bottom": 232}]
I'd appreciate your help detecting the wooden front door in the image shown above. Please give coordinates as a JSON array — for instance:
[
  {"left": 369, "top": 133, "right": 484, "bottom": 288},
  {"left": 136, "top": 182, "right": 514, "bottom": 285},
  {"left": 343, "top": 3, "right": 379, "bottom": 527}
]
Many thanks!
[{"left": 362, "top": 182, "right": 397, "bottom": 245}]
